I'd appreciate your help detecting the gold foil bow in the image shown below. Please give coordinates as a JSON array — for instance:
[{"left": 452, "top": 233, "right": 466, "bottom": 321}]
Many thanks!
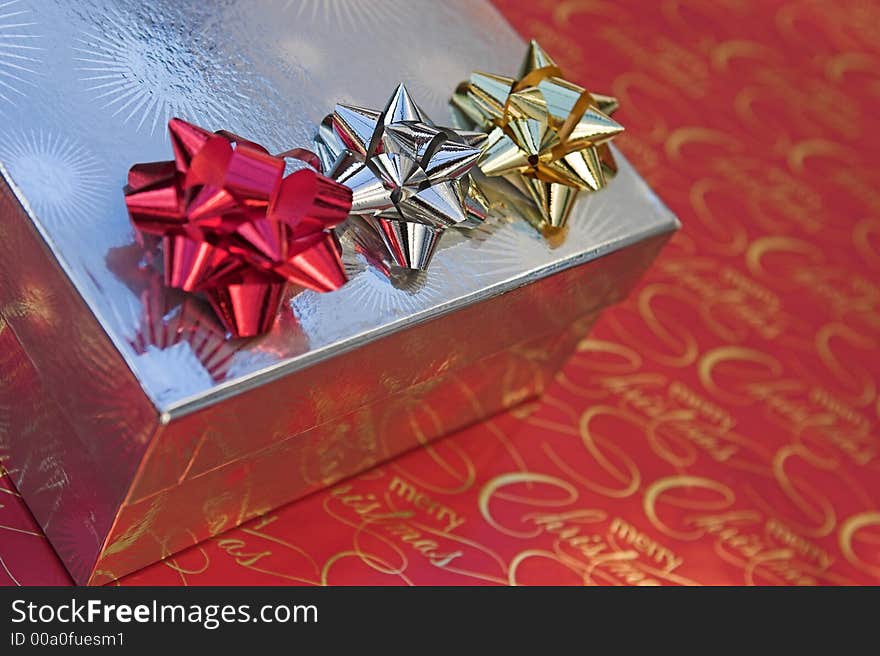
[{"left": 452, "top": 40, "right": 623, "bottom": 232}]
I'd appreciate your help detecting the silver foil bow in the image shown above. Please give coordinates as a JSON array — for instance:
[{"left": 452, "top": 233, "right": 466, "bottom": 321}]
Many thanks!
[{"left": 315, "top": 84, "right": 490, "bottom": 271}]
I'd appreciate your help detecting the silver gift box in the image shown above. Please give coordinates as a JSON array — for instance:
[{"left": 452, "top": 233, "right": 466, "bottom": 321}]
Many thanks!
[{"left": 0, "top": 0, "right": 678, "bottom": 584}]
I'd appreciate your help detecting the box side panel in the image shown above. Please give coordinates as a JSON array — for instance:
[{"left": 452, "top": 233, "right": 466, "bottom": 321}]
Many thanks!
[
  {"left": 0, "top": 325, "right": 113, "bottom": 582},
  {"left": 0, "top": 178, "right": 158, "bottom": 584},
  {"left": 89, "top": 313, "right": 597, "bottom": 584},
  {"left": 91, "top": 232, "right": 671, "bottom": 583},
  {"left": 131, "top": 231, "right": 669, "bottom": 501}
]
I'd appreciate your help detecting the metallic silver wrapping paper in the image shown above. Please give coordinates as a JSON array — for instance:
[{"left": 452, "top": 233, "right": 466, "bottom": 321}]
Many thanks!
[{"left": 0, "top": 0, "right": 678, "bottom": 584}]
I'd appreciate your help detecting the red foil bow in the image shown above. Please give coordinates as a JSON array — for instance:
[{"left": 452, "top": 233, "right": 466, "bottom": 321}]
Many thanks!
[{"left": 124, "top": 118, "right": 352, "bottom": 338}]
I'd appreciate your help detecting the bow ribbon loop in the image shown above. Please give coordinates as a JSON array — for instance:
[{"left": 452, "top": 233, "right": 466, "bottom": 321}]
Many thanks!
[
  {"left": 452, "top": 40, "right": 624, "bottom": 231},
  {"left": 124, "top": 118, "right": 352, "bottom": 338}
]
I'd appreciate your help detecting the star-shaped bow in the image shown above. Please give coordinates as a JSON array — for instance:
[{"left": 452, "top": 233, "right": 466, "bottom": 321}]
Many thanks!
[
  {"left": 314, "top": 84, "right": 489, "bottom": 271},
  {"left": 124, "top": 118, "right": 351, "bottom": 338},
  {"left": 452, "top": 40, "right": 623, "bottom": 231}
]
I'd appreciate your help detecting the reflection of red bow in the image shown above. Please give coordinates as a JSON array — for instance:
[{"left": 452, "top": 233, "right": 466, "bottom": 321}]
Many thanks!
[{"left": 124, "top": 118, "right": 352, "bottom": 338}]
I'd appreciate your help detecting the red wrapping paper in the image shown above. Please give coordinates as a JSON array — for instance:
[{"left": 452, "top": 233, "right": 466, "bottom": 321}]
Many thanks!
[{"left": 2, "top": 0, "right": 879, "bottom": 585}]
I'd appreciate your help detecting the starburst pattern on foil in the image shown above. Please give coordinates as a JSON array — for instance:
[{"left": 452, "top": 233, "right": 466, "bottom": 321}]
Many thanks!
[
  {"left": 52, "top": 511, "right": 101, "bottom": 584},
  {"left": 283, "top": 0, "right": 407, "bottom": 32},
  {"left": 455, "top": 189, "right": 632, "bottom": 281},
  {"left": 341, "top": 258, "right": 449, "bottom": 319},
  {"left": 73, "top": 5, "right": 247, "bottom": 134},
  {"left": 0, "top": 412, "right": 9, "bottom": 452},
  {"left": 0, "top": 130, "right": 105, "bottom": 230},
  {"left": 0, "top": 398, "right": 10, "bottom": 478},
  {"left": 0, "top": 0, "right": 41, "bottom": 110},
  {"left": 6, "top": 415, "right": 68, "bottom": 533},
  {"left": 0, "top": 332, "right": 10, "bottom": 454},
  {"left": 133, "top": 344, "right": 217, "bottom": 404},
  {"left": 453, "top": 219, "right": 552, "bottom": 281},
  {"left": 291, "top": 248, "right": 456, "bottom": 343},
  {"left": 401, "top": 49, "right": 471, "bottom": 113},
  {"left": 564, "top": 188, "right": 633, "bottom": 247}
]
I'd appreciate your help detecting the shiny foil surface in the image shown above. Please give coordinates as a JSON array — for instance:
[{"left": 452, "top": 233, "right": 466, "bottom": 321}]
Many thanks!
[
  {"left": 0, "top": 0, "right": 670, "bottom": 412},
  {"left": 2, "top": 0, "right": 879, "bottom": 586},
  {"left": 0, "top": 0, "right": 676, "bottom": 584}
]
